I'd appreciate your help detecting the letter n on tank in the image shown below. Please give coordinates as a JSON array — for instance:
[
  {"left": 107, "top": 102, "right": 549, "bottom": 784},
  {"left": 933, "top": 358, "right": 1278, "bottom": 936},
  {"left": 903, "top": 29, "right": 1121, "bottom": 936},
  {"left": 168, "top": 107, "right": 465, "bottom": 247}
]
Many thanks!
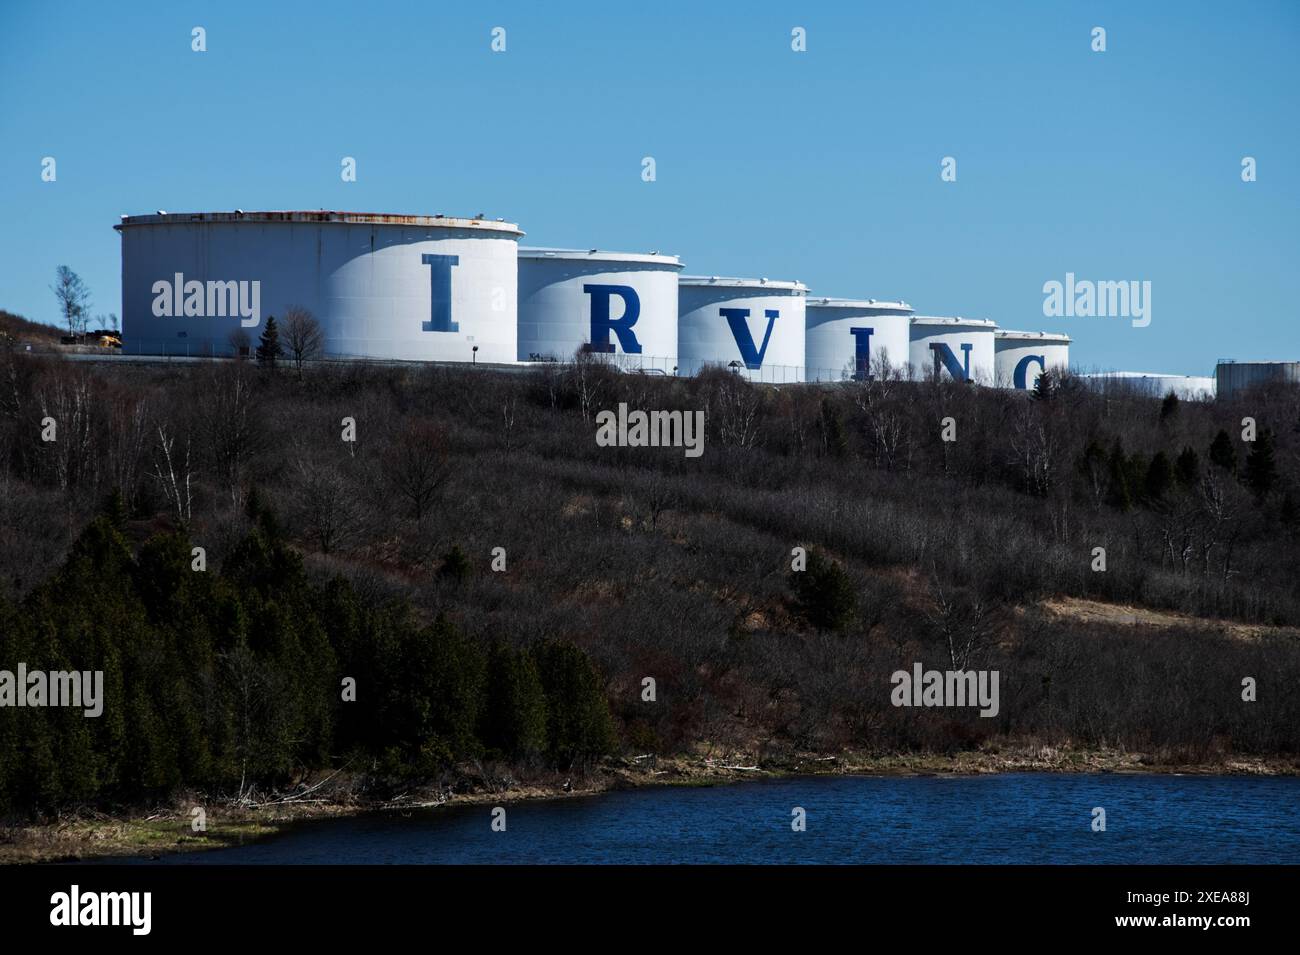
[{"left": 930, "top": 342, "right": 972, "bottom": 382}]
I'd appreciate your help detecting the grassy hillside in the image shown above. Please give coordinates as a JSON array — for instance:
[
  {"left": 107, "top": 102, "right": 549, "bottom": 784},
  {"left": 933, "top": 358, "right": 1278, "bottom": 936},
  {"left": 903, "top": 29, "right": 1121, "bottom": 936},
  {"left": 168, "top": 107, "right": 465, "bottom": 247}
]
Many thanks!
[
  {"left": 0, "top": 309, "right": 62, "bottom": 345},
  {"left": 1, "top": 349, "right": 1298, "bottom": 818}
]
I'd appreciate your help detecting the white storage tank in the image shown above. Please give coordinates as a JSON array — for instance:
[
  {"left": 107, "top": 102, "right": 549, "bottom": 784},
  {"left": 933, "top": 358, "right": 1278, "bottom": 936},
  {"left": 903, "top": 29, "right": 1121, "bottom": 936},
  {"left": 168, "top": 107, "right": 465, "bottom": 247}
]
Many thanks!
[
  {"left": 678, "top": 276, "right": 807, "bottom": 382},
  {"left": 116, "top": 211, "right": 522, "bottom": 362},
  {"left": 1079, "top": 372, "right": 1216, "bottom": 400},
  {"left": 805, "top": 298, "right": 913, "bottom": 382},
  {"left": 1215, "top": 360, "right": 1300, "bottom": 399},
  {"left": 517, "top": 248, "right": 683, "bottom": 370},
  {"left": 909, "top": 316, "right": 997, "bottom": 384},
  {"left": 995, "top": 330, "right": 1071, "bottom": 390}
]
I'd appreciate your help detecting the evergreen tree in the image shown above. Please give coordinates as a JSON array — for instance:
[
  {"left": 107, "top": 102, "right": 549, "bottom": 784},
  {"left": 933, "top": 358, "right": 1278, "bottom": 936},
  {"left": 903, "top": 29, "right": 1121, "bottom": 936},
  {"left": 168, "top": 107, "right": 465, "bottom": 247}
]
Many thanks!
[
  {"left": 256, "top": 315, "right": 283, "bottom": 370},
  {"left": 1159, "top": 392, "right": 1179, "bottom": 422},
  {"left": 789, "top": 548, "right": 857, "bottom": 630},
  {"left": 1244, "top": 428, "right": 1277, "bottom": 502},
  {"left": 1077, "top": 438, "right": 1109, "bottom": 504},
  {"left": 1175, "top": 446, "right": 1200, "bottom": 489},
  {"left": 420, "top": 615, "right": 487, "bottom": 763},
  {"left": 0, "top": 505, "right": 623, "bottom": 815},
  {"left": 819, "top": 398, "right": 848, "bottom": 457},
  {"left": 102, "top": 487, "right": 128, "bottom": 529},
  {"left": 1144, "top": 451, "right": 1173, "bottom": 503},
  {"left": 481, "top": 641, "right": 548, "bottom": 761},
  {"left": 440, "top": 543, "right": 471, "bottom": 581},
  {"left": 532, "top": 641, "right": 617, "bottom": 768},
  {"left": 1106, "top": 439, "right": 1132, "bottom": 511},
  {"left": 1032, "top": 370, "right": 1056, "bottom": 402},
  {"left": 1209, "top": 429, "right": 1236, "bottom": 472}
]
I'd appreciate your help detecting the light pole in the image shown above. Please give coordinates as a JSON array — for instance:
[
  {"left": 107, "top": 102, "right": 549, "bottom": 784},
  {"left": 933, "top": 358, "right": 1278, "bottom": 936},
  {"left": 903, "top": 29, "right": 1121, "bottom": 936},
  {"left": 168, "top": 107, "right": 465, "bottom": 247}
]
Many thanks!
[{"left": 472, "top": 344, "right": 479, "bottom": 365}]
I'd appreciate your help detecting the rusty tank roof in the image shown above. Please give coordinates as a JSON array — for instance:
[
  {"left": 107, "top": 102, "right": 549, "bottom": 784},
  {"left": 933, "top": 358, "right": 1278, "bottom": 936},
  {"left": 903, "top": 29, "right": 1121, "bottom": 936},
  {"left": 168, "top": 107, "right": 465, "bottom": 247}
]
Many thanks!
[{"left": 115, "top": 210, "right": 524, "bottom": 236}]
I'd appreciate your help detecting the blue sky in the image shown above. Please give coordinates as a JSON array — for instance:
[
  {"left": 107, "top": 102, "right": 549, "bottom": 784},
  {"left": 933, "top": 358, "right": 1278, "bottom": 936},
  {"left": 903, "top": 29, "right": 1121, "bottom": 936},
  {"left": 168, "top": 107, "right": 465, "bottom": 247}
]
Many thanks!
[{"left": 1, "top": 0, "right": 1296, "bottom": 374}]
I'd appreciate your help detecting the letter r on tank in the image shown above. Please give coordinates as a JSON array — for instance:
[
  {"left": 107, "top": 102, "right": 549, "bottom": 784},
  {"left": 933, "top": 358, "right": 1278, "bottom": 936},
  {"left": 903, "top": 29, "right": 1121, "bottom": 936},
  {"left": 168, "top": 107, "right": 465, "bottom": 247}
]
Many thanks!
[
  {"left": 422, "top": 254, "right": 460, "bottom": 332},
  {"left": 584, "top": 284, "right": 642, "bottom": 354}
]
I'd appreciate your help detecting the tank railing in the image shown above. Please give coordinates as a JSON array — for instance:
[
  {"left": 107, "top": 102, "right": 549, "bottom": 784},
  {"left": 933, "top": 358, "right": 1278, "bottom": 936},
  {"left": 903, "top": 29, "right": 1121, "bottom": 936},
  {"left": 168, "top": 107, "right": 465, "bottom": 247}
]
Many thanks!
[{"left": 80, "top": 342, "right": 1004, "bottom": 386}]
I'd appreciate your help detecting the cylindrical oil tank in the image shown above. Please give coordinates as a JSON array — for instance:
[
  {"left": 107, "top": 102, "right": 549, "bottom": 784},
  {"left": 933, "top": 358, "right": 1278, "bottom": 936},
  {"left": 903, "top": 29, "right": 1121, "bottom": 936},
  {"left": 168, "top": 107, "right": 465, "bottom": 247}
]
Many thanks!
[
  {"left": 116, "top": 211, "right": 522, "bottom": 361},
  {"left": 1079, "top": 372, "right": 1216, "bottom": 400},
  {"left": 1215, "top": 361, "right": 1300, "bottom": 399},
  {"left": 908, "top": 316, "right": 997, "bottom": 384},
  {"left": 517, "top": 248, "right": 683, "bottom": 370},
  {"left": 994, "top": 330, "right": 1071, "bottom": 390},
  {"left": 678, "top": 276, "right": 807, "bottom": 382},
  {"left": 804, "top": 297, "right": 913, "bottom": 382}
]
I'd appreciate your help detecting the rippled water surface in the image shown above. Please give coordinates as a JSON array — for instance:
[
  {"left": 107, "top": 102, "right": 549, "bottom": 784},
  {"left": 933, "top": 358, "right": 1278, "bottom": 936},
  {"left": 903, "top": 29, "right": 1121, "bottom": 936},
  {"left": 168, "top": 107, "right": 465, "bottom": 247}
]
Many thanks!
[{"left": 129, "top": 773, "right": 1300, "bottom": 864}]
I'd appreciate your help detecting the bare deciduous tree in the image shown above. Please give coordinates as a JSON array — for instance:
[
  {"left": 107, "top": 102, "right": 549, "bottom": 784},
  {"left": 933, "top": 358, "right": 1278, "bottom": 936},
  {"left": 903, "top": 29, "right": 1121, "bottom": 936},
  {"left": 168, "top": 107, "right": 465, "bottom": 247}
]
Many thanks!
[
  {"left": 282, "top": 306, "right": 324, "bottom": 380},
  {"left": 384, "top": 420, "right": 452, "bottom": 524},
  {"left": 642, "top": 471, "right": 679, "bottom": 530},
  {"left": 198, "top": 363, "right": 263, "bottom": 508},
  {"left": 501, "top": 392, "right": 518, "bottom": 454},
  {"left": 706, "top": 371, "right": 761, "bottom": 449},
  {"left": 853, "top": 377, "right": 909, "bottom": 470},
  {"left": 926, "top": 577, "right": 997, "bottom": 671},
  {"left": 103, "top": 392, "right": 149, "bottom": 507},
  {"left": 296, "top": 456, "right": 358, "bottom": 554},
  {"left": 1008, "top": 399, "right": 1058, "bottom": 496},
  {"left": 36, "top": 366, "right": 96, "bottom": 490},
  {"left": 228, "top": 327, "right": 251, "bottom": 360},
  {"left": 570, "top": 348, "right": 612, "bottom": 424},
  {"left": 50, "top": 266, "right": 91, "bottom": 341},
  {"left": 152, "top": 421, "right": 195, "bottom": 525}
]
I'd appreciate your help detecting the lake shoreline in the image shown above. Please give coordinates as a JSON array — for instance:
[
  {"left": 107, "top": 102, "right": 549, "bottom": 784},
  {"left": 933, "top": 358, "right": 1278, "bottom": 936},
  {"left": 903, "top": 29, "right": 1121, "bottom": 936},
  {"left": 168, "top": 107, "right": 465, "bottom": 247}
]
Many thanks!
[{"left": 6, "top": 745, "right": 1297, "bottom": 864}]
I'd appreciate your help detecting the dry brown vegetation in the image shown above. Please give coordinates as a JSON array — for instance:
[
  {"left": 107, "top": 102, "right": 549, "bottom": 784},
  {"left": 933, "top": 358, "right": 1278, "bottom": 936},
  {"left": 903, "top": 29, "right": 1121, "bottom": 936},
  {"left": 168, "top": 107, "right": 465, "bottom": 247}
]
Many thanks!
[{"left": 1, "top": 349, "right": 1299, "bottom": 778}]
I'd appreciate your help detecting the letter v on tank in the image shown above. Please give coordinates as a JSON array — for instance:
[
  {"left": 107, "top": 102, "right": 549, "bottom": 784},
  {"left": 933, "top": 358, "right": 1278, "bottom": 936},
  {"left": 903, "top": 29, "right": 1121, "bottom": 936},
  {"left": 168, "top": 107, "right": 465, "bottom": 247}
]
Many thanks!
[
  {"left": 517, "top": 248, "right": 684, "bottom": 370},
  {"left": 678, "top": 275, "right": 808, "bottom": 383}
]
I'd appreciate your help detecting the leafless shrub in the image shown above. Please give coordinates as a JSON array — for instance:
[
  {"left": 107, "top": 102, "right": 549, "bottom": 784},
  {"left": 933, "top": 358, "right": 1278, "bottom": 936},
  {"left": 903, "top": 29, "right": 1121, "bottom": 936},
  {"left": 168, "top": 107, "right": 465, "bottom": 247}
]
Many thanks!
[
  {"left": 925, "top": 576, "right": 998, "bottom": 670},
  {"left": 295, "top": 456, "right": 360, "bottom": 554},
  {"left": 196, "top": 362, "right": 264, "bottom": 508},
  {"left": 383, "top": 420, "right": 452, "bottom": 525},
  {"left": 282, "top": 306, "right": 324, "bottom": 380}
]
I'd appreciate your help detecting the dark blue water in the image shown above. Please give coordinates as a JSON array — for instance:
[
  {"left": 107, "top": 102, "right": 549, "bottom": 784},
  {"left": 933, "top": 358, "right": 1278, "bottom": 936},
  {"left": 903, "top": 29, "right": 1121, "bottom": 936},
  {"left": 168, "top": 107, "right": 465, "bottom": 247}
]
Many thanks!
[{"left": 128, "top": 773, "right": 1300, "bottom": 864}]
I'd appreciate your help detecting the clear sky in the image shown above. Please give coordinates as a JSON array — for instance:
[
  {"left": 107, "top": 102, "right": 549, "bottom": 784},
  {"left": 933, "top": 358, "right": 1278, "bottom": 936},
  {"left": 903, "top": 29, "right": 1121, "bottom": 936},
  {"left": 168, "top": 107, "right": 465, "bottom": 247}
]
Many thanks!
[{"left": 1, "top": 0, "right": 1296, "bottom": 375}]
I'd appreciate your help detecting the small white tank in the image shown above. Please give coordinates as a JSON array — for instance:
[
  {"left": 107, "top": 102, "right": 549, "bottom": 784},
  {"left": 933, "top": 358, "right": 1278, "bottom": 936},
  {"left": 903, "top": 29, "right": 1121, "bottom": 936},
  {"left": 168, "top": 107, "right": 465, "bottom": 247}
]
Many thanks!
[
  {"left": 517, "top": 248, "right": 683, "bottom": 371},
  {"left": 909, "top": 316, "right": 998, "bottom": 384},
  {"left": 994, "top": 330, "right": 1071, "bottom": 390},
  {"left": 805, "top": 297, "right": 913, "bottom": 382},
  {"left": 1079, "top": 372, "right": 1216, "bottom": 400},
  {"left": 678, "top": 276, "right": 807, "bottom": 382}
]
